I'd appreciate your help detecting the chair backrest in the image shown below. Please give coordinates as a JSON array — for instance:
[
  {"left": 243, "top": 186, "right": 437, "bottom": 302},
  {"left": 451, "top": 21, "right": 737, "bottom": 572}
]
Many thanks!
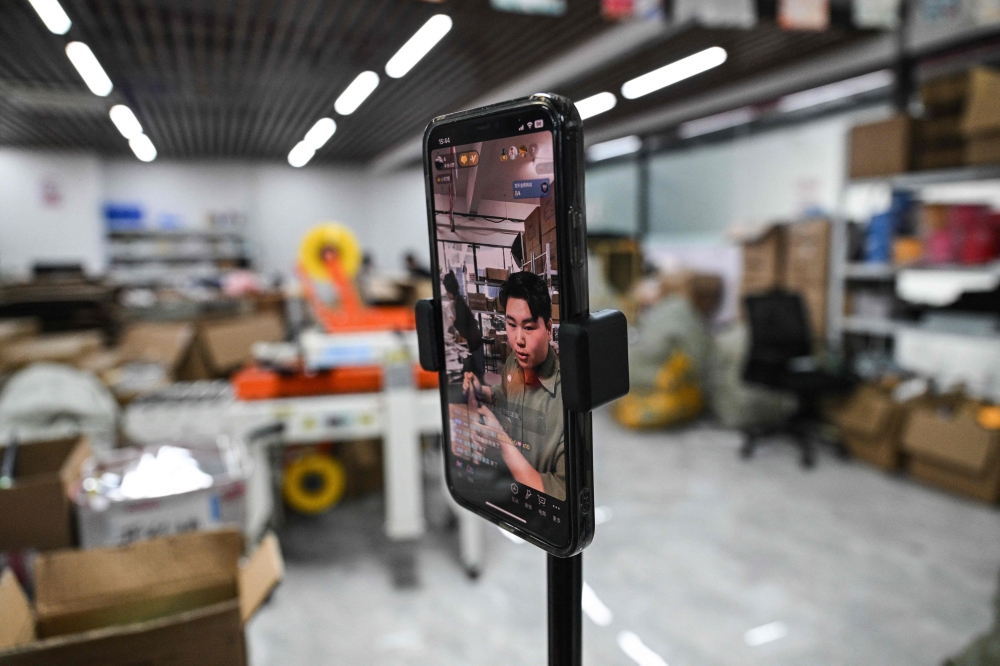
[{"left": 743, "top": 291, "right": 813, "bottom": 385}]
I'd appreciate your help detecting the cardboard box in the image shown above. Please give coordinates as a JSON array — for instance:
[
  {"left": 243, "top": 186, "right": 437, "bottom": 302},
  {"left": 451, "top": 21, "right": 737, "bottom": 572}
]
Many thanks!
[
  {"left": 739, "top": 224, "right": 786, "bottom": 295},
  {"left": 485, "top": 268, "right": 509, "bottom": 282},
  {"left": 913, "top": 145, "right": 965, "bottom": 170},
  {"left": 921, "top": 71, "right": 973, "bottom": 113},
  {"left": 0, "top": 529, "right": 283, "bottom": 666},
  {"left": 849, "top": 115, "right": 912, "bottom": 178},
  {"left": 0, "top": 332, "right": 103, "bottom": 372},
  {"left": 75, "top": 442, "right": 251, "bottom": 549},
  {"left": 81, "top": 323, "right": 196, "bottom": 401},
  {"left": 783, "top": 219, "right": 830, "bottom": 287},
  {"left": 0, "top": 318, "right": 39, "bottom": 347},
  {"left": 339, "top": 439, "right": 383, "bottom": 498},
  {"left": 833, "top": 384, "right": 909, "bottom": 470},
  {"left": 179, "top": 313, "right": 284, "bottom": 380},
  {"left": 961, "top": 67, "right": 1000, "bottom": 136},
  {"left": 966, "top": 132, "right": 1000, "bottom": 165},
  {"left": 782, "top": 220, "right": 830, "bottom": 338},
  {"left": 466, "top": 292, "right": 489, "bottom": 312},
  {"left": 0, "top": 437, "right": 91, "bottom": 552},
  {"left": 902, "top": 400, "right": 1000, "bottom": 503}
]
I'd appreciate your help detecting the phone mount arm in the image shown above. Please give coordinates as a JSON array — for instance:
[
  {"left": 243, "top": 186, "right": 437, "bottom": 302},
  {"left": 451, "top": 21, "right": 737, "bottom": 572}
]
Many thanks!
[{"left": 415, "top": 301, "right": 629, "bottom": 666}]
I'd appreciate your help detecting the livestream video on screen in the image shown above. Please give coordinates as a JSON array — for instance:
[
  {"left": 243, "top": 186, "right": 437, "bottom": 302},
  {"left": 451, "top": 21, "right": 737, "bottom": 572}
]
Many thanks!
[{"left": 431, "top": 126, "right": 567, "bottom": 536}]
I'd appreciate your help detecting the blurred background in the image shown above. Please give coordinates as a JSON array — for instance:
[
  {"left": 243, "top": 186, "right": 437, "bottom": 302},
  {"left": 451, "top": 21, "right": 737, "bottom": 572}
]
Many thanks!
[{"left": 1, "top": 1, "right": 1000, "bottom": 665}]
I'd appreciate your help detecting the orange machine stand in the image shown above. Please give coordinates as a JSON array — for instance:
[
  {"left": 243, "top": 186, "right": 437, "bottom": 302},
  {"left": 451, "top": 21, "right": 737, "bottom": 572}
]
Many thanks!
[
  {"left": 232, "top": 364, "right": 439, "bottom": 401},
  {"left": 300, "top": 252, "right": 415, "bottom": 333}
]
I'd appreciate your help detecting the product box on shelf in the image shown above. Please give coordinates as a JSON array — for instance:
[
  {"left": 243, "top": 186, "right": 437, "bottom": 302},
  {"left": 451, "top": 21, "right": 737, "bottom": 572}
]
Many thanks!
[
  {"left": 849, "top": 114, "right": 911, "bottom": 178},
  {"left": 0, "top": 529, "right": 283, "bottom": 666},
  {"left": 0, "top": 436, "right": 91, "bottom": 552}
]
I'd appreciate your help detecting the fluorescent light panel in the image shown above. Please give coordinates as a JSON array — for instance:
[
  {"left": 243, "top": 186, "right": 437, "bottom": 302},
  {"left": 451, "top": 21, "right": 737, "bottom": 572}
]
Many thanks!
[
  {"left": 109, "top": 105, "right": 143, "bottom": 139},
  {"left": 587, "top": 135, "right": 641, "bottom": 162},
  {"left": 65, "top": 42, "right": 113, "bottom": 96},
  {"left": 303, "top": 117, "right": 336, "bottom": 150},
  {"left": 575, "top": 92, "right": 616, "bottom": 120},
  {"left": 129, "top": 134, "right": 157, "bottom": 162},
  {"left": 678, "top": 107, "right": 757, "bottom": 139},
  {"left": 27, "top": 0, "right": 71, "bottom": 35},
  {"left": 621, "top": 46, "right": 727, "bottom": 100},
  {"left": 385, "top": 14, "right": 452, "bottom": 79},
  {"left": 334, "top": 71, "right": 380, "bottom": 115},
  {"left": 777, "top": 69, "right": 894, "bottom": 113},
  {"left": 288, "top": 141, "right": 315, "bottom": 168}
]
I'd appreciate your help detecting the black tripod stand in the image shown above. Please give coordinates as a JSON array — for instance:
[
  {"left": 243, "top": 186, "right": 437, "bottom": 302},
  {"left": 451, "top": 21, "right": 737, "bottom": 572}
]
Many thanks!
[{"left": 548, "top": 553, "right": 582, "bottom": 666}]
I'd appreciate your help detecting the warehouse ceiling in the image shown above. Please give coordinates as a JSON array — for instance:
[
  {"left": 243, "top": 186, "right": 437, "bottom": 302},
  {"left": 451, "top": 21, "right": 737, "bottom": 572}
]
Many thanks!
[{"left": 0, "top": 0, "right": 874, "bottom": 164}]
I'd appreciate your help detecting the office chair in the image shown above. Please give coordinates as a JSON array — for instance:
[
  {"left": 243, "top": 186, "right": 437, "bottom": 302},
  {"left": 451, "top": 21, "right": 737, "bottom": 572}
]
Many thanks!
[{"left": 741, "top": 291, "right": 855, "bottom": 468}]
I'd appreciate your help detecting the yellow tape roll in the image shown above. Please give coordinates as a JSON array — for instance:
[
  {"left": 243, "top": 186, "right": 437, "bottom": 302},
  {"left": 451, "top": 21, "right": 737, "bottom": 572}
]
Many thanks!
[
  {"left": 282, "top": 453, "right": 347, "bottom": 515},
  {"left": 298, "top": 223, "right": 363, "bottom": 283}
]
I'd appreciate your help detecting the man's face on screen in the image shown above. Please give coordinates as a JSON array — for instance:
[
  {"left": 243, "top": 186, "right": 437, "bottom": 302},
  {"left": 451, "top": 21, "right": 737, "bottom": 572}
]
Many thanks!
[{"left": 505, "top": 297, "right": 551, "bottom": 371}]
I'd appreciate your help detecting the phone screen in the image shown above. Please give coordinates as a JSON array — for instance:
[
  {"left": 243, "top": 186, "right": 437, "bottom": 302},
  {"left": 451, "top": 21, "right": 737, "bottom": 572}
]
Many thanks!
[{"left": 429, "top": 115, "right": 569, "bottom": 546}]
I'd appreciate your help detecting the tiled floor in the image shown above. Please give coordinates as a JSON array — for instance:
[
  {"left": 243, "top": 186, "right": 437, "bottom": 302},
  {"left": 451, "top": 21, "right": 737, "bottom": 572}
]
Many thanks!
[{"left": 248, "top": 409, "right": 1000, "bottom": 666}]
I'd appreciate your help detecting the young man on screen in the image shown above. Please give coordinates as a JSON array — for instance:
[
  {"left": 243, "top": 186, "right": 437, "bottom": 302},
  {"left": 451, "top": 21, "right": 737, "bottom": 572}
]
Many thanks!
[{"left": 463, "top": 271, "right": 566, "bottom": 501}]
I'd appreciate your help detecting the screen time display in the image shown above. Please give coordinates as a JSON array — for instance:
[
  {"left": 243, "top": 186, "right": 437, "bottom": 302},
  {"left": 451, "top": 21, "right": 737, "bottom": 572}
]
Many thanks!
[{"left": 430, "top": 119, "right": 568, "bottom": 544}]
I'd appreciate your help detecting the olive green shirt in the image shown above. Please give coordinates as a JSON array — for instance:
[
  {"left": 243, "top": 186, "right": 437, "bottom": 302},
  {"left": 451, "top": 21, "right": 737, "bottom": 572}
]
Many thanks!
[{"left": 489, "top": 346, "right": 566, "bottom": 501}]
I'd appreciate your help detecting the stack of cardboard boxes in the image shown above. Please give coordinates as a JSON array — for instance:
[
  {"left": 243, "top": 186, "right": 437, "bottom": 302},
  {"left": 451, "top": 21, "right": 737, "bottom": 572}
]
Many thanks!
[
  {"left": 848, "top": 66, "right": 1000, "bottom": 177},
  {"left": 521, "top": 196, "right": 558, "bottom": 275},
  {"left": 962, "top": 68, "right": 1000, "bottom": 165},
  {"left": 739, "top": 219, "right": 831, "bottom": 341},
  {"left": 833, "top": 384, "right": 1000, "bottom": 504}
]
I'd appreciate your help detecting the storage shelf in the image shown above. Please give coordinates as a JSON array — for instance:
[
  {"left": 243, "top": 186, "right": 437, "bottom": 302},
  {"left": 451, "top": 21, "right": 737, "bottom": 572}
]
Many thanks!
[
  {"left": 108, "top": 229, "right": 243, "bottom": 239},
  {"left": 109, "top": 254, "right": 246, "bottom": 264},
  {"left": 848, "top": 164, "right": 1000, "bottom": 188},
  {"left": 841, "top": 316, "right": 907, "bottom": 337},
  {"left": 844, "top": 263, "right": 897, "bottom": 280}
]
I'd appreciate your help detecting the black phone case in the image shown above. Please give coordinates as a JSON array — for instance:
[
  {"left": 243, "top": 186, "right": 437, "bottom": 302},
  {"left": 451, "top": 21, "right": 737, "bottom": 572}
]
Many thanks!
[{"left": 422, "top": 93, "right": 594, "bottom": 557}]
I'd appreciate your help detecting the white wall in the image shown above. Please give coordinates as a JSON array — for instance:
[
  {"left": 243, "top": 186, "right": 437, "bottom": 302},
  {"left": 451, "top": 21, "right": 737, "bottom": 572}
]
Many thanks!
[
  {"left": 0, "top": 149, "right": 104, "bottom": 278},
  {"left": 647, "top": 104, "right": 895, "bottom": 241},
  {"left": 251, "top": 165, "right": 367, "bottom": 279},
  {"left": 363, "top": 168, "right": 432, "bottom": 273}
]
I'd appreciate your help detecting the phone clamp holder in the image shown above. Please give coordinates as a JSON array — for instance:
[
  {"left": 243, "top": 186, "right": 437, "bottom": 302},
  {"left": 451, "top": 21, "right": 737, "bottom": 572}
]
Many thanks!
[{"left": 416, "top": 301, "right": 629, "bottom": 666}]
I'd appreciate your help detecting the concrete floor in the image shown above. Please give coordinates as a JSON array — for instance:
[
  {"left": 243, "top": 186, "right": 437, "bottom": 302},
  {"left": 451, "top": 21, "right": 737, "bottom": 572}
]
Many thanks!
[{"left": 248, "top": 409, "right": 1000, "bottom": 666}]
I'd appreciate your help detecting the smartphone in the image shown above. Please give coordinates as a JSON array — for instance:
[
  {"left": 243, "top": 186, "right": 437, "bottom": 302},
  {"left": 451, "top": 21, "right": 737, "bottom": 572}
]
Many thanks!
[{"left": 422, "top": 94, "right": 593, "bottom": 557}]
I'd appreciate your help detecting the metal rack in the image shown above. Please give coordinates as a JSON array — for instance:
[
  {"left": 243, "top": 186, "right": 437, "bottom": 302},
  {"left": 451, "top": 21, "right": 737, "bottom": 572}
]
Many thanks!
[{"left": 828, "top": 164, "right": 1000, "bottom": 353}]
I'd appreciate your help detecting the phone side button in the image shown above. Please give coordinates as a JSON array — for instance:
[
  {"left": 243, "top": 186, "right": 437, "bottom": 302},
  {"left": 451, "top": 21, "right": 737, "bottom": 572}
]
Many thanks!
[
  {"left": 579, "top": 488, "right": 591, "bottom": 514},
  {"left": 570, "top": 209, "right": 584, "bottom": 267}
]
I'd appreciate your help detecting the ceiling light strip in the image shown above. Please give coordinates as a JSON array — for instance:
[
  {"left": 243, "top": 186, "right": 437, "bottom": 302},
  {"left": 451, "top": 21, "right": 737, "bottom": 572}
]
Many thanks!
[
  {"left": 27, "top": 0, "right": 72, "bottom": 35},
  {"left": 385, "top": 14, "right": 453, "bottom": 79},
  {"left": 65, "top": 42, "right": 113, "bottom": 96},
  {"left": 334, "top": 71, "right": 380, "bottom": 116},
  {"left": 621, "top": 46, "right": 727, "bottom": 100},
  {"left": 575, "top": 92, "right": 617, "bottom": 121}
]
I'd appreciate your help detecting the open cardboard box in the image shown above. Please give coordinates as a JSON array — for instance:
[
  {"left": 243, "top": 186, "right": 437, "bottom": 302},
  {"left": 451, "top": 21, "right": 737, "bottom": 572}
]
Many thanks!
[
  {"left": 80, "top": 322, "right": 195, "bottom": 402},
  {"left": 902, "top": 398, "right": 1000, "bottom": 503},
  {"left": 179, "top": 313, "right": 285, "bottom": 380},
  {"left": 0, "top": 436, "right": 91, "bottom": 552},
  {"left": 0, "top": 529, "right": 283, "bottom": 666},
  {"left": 833, "top": 383, "right": 911, "bottom": 471}
]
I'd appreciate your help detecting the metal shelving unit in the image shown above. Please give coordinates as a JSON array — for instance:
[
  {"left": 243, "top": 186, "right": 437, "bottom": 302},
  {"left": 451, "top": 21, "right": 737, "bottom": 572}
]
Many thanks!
[{"left": 829, "top": 165, "right": 1000, "bottom": 351}]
